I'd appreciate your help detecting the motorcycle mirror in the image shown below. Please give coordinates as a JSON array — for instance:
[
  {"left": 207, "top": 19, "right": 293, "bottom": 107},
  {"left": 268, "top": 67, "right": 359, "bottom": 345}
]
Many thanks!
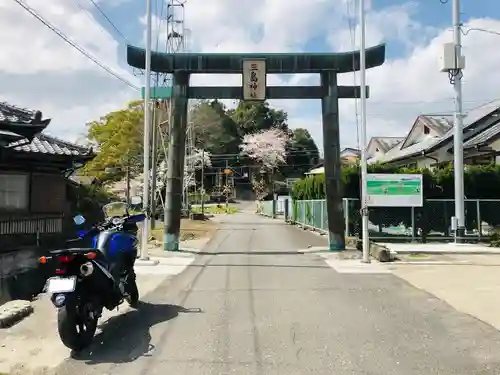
[
  {"left": 130, "top": 196, "right": 142, "bottom": 205},
  {"left": 73, "top": 215, "right": 86, "bottom": 225}
]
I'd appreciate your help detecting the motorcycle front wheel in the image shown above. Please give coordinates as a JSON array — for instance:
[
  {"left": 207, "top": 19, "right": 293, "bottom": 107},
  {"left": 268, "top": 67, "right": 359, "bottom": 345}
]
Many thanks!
[{"left": 57, "top": 302, "right": 98, "bottom": 351}]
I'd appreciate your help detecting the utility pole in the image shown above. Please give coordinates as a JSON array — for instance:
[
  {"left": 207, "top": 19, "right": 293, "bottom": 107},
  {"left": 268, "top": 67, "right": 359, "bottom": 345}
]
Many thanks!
[
  {"left": 140, "top": 0, "right": 152, "bottom": 261},
  {"left": 163, "top": 72, "right": 189, "bottom": 252},
  {"left": 271, "top": 166, "right": 276, "bottom": 219},
  {"left": 452, "top": 0, "right": 465, "bottom": 242},
  {"left": 125, "top": 158, "right": 131, "bottom": 205},
  {"left": 359, "top": 0, "right": 370, "bottom": 263},
  {"left": 150, "top": 103, "right": 158, "bottom": 231},
  {"left": 225, "top": 159, "right": 229, "bottom": 208},
  {"left": 200, "top": 148, "right": 205, "bottom": 216}
]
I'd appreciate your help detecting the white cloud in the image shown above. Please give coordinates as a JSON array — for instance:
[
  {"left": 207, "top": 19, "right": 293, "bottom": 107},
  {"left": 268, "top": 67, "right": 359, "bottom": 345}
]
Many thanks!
[
  {"left": 335, "top": 17, "right": 500, "bottom": 148},
  {"left": 3, "top": 0, "right": 500, "bottom": 156},
  {"left": 180, "top": 1, "right": 500, "bottom": 149},
  {"left": 330, "top": 2, "right": 438, "bottom": 53},
  {"left": 0, "top": 0, "right": 138, "bottom": 139}
]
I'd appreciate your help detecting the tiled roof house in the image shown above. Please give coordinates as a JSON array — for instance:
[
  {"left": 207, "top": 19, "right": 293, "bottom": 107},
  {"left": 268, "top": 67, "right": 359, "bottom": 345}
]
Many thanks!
[{"left": 0, "top": 101, "right": 95, "bottom": 251}]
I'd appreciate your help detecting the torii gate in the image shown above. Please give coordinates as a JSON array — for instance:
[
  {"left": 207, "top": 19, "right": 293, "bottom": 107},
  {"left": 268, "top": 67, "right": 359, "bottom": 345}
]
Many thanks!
[{"left": 126, "top": 44, "right": 386, "bottom": 251}]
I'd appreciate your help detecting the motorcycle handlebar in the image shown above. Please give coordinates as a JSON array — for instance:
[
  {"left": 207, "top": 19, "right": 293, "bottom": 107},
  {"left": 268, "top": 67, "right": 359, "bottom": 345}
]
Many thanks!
[{"left": 75, "top": 214, "right": 138, "bottom": 240}]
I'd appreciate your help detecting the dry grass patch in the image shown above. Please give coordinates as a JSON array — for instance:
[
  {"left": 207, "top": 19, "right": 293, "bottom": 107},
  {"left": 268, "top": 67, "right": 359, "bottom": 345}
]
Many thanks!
[{"left": 151, "top": 218, "right": 217, "bottom": 243}]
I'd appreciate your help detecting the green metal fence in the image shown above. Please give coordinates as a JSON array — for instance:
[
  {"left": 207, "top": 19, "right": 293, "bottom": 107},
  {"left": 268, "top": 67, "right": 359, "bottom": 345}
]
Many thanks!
[
  {"left": 280, "top": 198, "right": 500, "bottom": 241},
  {"left": 259, "top": 200, "right": 287, "bottom": 217},
  {"left": 260, "top": 201, "right": 274, "bottom": 217}
]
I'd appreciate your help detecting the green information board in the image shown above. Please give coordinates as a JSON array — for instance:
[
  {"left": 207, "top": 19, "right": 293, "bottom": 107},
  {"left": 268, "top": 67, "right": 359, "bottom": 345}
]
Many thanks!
[{"left": 366, "top": 174, "right": 422, "bottom": 207}]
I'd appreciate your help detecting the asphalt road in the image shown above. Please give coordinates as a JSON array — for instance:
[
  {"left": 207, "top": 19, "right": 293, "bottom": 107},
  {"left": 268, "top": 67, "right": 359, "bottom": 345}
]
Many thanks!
[{"left": 54, "top": 213, "right": 500, "bottom": 375}]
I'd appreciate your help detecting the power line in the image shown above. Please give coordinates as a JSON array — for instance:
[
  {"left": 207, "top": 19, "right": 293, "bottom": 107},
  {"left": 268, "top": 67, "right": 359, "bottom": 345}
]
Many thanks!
[
  {"left": 85, "top": 0, "right": 130, "bottom": 44},
  {"left": 462, "top": 27, "right": 500, "bottom": 37},
  {"left": 14, "top": 0, "right": 139, "bottom": 91}
]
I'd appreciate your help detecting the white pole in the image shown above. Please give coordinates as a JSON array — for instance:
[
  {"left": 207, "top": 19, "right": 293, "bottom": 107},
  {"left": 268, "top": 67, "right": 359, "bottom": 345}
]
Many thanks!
[
  {"left": 452, "top": 0, "right": 465, "bottom": 242},
  {"left": 359, "top": 0, "right": 370, "bottom": 263},
  {"left": 140, "top": 0, "right": 152, "bottom": 260}
]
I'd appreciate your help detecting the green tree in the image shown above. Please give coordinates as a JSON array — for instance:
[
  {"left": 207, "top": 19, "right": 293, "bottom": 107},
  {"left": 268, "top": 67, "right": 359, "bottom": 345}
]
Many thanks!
[
  {"left": 282, "top": 128, "right": 320, "bottom": 177},
  {"left": 190, "top": 100, "right": 240, "bottom": 156},
  {"left": 230, "top": 100, "right": 288, "bottom": 136},
  {"left": 82, "top": 101, "right": 144, "bottom": 182}
]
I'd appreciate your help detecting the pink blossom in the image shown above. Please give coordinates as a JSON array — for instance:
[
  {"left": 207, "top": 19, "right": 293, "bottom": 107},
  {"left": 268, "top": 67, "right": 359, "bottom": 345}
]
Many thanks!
[{"left": 240, "top": 128, "right": 288, "bottom": 169}]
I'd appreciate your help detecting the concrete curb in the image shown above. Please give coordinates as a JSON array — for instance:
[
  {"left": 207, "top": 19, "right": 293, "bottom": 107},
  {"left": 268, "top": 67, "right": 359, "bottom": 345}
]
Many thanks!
[
  {"left": 135, "top": 259, "right": 160, "bottom": 266},
  {"left": 177, "top": 247, "right": 203, "bottom": 254},
  {"left": 297, "top": 247, "right": 331, "bottom": 254},
  {"left": 0, "top": 300, "right": 34, "bottom": 328},
  {"left": 294, "top": 233, "right": 395, "bottom": 262},
  {"left": 391, "top": 249, "right": 500, "bottom": 255},
  {"left": 377, "top": 242, "right": 500, "bottom": 256},
  {"left": 368, "top": 242, "right": 395, "bottom": 263}
]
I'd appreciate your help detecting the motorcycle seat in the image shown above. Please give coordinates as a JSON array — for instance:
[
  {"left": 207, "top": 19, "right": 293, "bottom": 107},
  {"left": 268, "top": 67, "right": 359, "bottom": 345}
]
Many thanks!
[{"left": 50, "top": 248, "right": 99, "bottom": 256}]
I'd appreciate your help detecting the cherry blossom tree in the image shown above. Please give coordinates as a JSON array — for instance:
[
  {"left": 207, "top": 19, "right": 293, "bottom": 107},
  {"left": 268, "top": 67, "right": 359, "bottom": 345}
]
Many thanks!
[
  {"left": 239, "top": 128, "right": 289, "bottom": 170},
  {"left": 129, "top": 148, "right": 212, "bottom": 195},
  {"left": 185, "top": 148, "right": 212, "bottom": 171},
  {"left": 240, "top": 128, "right": 289, "bottom": 202},
  {"left": 184, "top": 148, "right": 212, "bottom": 188}
]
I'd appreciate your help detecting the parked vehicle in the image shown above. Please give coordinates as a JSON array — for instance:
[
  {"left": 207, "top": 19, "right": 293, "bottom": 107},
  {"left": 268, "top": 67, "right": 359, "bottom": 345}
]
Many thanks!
[{"left": 39, "top": 198, "right": 145, "bottom": 351}]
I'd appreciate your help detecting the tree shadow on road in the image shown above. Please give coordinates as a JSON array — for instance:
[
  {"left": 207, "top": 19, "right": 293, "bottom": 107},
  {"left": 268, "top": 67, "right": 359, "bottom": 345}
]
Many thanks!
[{"left": 70, "top": 301, "right": 203, "bottom": 365}]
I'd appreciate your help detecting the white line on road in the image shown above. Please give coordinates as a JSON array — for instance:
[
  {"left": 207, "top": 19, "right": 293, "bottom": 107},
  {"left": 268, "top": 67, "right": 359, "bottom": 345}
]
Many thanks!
[
  {"left": 134, "top": 256, "right": 195, "bottom": 275},
  {"left": 325, "top": 259, "right": 392, "bottom": 274}
]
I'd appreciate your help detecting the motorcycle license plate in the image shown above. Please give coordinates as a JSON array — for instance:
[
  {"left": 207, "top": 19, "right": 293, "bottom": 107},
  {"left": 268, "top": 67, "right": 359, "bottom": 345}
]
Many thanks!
[{"left": 46, "top": 276, "right": 77, "bottom": 293}]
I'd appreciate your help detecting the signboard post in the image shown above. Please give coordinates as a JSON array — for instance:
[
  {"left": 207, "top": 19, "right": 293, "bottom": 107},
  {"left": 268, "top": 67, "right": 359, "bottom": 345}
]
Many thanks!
[
  {"left": 242, "top": 59, "right": 266, "bottom": 101},
  {"left": 366, "top": 174, "right": 423, "bottom": 207}
]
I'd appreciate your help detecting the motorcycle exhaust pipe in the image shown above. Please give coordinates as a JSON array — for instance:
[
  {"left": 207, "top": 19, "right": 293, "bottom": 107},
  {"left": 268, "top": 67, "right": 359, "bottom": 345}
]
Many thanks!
[{"left": 80, "top": 262, "right": 94, "bottom": 277}]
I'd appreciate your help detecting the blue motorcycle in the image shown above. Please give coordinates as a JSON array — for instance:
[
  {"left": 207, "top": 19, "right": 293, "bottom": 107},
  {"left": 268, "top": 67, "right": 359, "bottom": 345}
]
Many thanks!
[{"left": 39, "top": 200, "right": 145, "bottom": 351}]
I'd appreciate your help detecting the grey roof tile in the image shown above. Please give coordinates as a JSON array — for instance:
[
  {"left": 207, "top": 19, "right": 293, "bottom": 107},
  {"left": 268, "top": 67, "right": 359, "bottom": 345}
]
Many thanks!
[
  {"left": 369, "top": 136, "right": 438, "bottom": 164},
  {"left": 341, "top": 147, "right": 361, "bottom": 155},
  {"left": 374, "top": 99, "right": 500, "bottom": 164},
  {"left": 374, "top": 137, "right": 404, "bottom": 152},
  {"left": 0, "top": 101, "right": 91, "bottom": 158},
  {"left": 8, "top": 133, "right": 92, "bottom": 156},
  {"left": 440, "top": 99, "right": 500, "bottom": 140},
  {"left": 0, "top": 101, "right": 48, "bottom": 125},
  {"left": 420, "top": 115, "right": 453, "bottom": 135},
  {"left": 464, "top": 121, "right": 500, "bottom": 148}
]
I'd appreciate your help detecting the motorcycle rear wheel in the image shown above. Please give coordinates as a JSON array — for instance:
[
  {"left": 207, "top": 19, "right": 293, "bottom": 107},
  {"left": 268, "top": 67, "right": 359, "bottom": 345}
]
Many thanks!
[{"left": 57, "top": 303, "right": 98, "bottom": 351}]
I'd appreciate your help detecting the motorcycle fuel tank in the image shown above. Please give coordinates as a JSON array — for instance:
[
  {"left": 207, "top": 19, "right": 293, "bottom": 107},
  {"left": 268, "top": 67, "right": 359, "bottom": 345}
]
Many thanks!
[{"left": 92, "top": 231, "right": 138, "bottom": 259}]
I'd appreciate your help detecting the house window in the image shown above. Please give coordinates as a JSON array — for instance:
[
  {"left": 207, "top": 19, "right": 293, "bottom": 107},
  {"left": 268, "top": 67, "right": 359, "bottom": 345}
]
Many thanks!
[
  {"left": 423, "top": 125, "right": 430, "bottom": 135},
  {"left": 0, "top": 174, "right": 29, "bottom": 210}
]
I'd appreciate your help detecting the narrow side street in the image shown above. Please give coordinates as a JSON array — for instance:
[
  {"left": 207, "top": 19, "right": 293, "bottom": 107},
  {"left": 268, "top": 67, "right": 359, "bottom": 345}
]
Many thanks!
[{"left": 50, "top": 213, "right": 500, "bottom": 375}]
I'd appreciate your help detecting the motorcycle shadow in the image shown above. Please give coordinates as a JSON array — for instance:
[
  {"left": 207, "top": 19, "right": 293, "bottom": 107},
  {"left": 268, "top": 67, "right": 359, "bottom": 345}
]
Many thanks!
[{"left": 70, "top": 301, "right": 202, "bottom": 364}]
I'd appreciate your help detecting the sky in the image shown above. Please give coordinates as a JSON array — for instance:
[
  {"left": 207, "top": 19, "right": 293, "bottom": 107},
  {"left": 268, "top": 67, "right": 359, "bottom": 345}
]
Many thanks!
[{"left": 2, "top": 0, "right": 500, "bottom": 151}]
